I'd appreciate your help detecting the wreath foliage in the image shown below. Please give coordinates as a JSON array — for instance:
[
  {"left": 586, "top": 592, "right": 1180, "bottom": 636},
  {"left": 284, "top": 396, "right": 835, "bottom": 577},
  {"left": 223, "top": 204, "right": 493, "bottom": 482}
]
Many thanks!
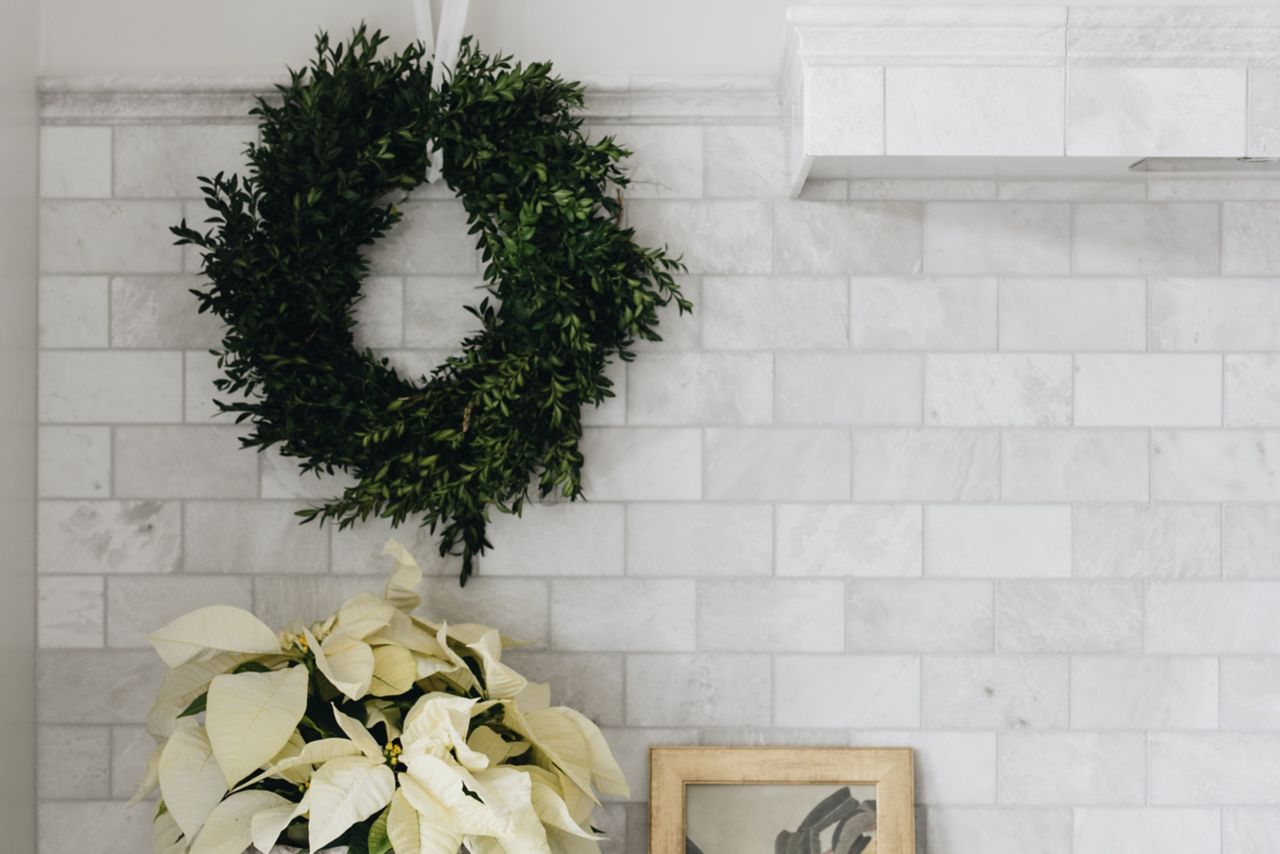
[{"left": 175, "top": 27, "right": 688, "bottom": 585}]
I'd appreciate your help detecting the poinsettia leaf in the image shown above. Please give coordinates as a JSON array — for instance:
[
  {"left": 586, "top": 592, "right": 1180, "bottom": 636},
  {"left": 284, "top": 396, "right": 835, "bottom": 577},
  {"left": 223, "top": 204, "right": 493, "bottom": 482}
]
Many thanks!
[{"left": 206, "top": 665, "right": 309, "bottom": 786}]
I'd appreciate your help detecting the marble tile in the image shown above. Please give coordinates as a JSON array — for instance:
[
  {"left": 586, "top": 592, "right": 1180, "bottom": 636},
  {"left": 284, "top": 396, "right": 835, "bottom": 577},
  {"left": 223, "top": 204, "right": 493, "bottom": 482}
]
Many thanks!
[
  {"left": 848, "top": 730, "right": 996, "bottom": 805},
  {"left": 1152, "top": 430, "right": 1280, "bottom": 501},
  {"left": 106, "top": 575, "right": 251, "bottom": 647},
  {"left": 776, "top": 353, "right": 922, "bottom": 425},
  {"left": 1225, "top": 505, "right": 1280, "bottom": 578},
  {"left": 39, "top": 126, "right": 111, "bottom": 199},
  {"left": 627, "top": 353, "right": 772, "bottom": 425},
  {"left": 704, "top": 125, "right": 788, "bottom": 198},
  {"left": 1226, "top": 808, "right": 1280, "bottom": 854},
  {"left": 551, "top": 579, "right": 694, "bottom": 652},
  {"left": 1072, "top": 203, "right": 1220, "bottom": 275},
  {"left": 848, "top": 276, "right": 997, "bottom": 351},
  {"left": 847, "top": 580, "right": 992, "bottom": 653},
  {"left": 1221, "top": 658, "right": 1280, "bottom": 730},
  {"left": 1068, "top": 67, "right": 1246, "bottom": 156},
  {"left": 1074, "top": 809, "right": 1220, "bottom": 854},
  {"left": 1226, "top": 356, "right": 1280, "bottom": 426},
  {"left": 1249, "top": 68, "right": 1280, "bottom": 157},
  {"left": 1224, "top": 202, "right": 1280, "bottom": 274},
  {"left": 38, "top": 275, "right": 108, "bottom": 348},
  {"left": 627, "top": 201, "right": 772, "bottom": 274},
  {"left": 599, "top": 727, "right": 697, "bottom": 802},
  {"left": 607, "top": 125, "right": 703, "bottom": 198},
  {"left": 40, "top": 200, "right": 184, "bottom": 274},
  {"left": 887, "top": 67, "right": 1064, "bottom": 156},
  {"left": 998, "top": 277, "right": 1146, "bottom": 352},
  {"left": 330, "top": 516, "right": 460, "bottom": 578},
  {"left": 38, "top": 500, "right": 180, "bottom": 575},
  {"left": 114, "top": 426, "right": 258, "bottom": 498},
  {"left": 37, "top": 724, "right": 110, "bottom": 799},
  {"left": 579, "top": 428, "right": 703, "bottom": 501},
  {"left": 37, "top": 426, "right": 109, "bottom": 499},
  {"left": 1149, "top": 178, "right": 1280, "bottom": 201},
  {"left": 182, "top": 350, "right": 245, "bottom": 423},
  {"left": 998, "top": 732, "right": 1145, "bottom": 805},
  {"left": 113, "top": 124, "right": 252, "bottom": 197},
  {"left": 253, "top": 574, "right": 549, "bottom": 647},
  {"left": 38, "top": 576, "right": 104, "bottom": 649},
  {"left": 183, "top": 501, "right": 330, "bottom": 574},
  {"left": 1152, "top": 278, "right": 1280, "bottom": 351},
  {"left": 776, "top": 504, "right": 922, "bottom": 578},
  {"left": 1071, "top": 657, "right": 1219, "bottom": 729},
  {"left": 1001, "top": 429, "right": 1149, "bottom": 502},
  {"left": 846, "top": 179, "right": 996, "bottom": 201},
  {"left": 1148, "top": 582, "right": 1280, "bottom": 654},
  {"left": 850, "top": 428, "right": 999, "bottom": 501},
  {"left": 482, "top": 502, "right": 625, "bottom": 577},
  {"left": 922, "top": 807, "right": 1071, "bottom": 854},
  {"left": 110, "top": 724, "right": 155, "bottom": 800},
  {"left": 1075, "top": 355, "right": 1222, "bottom": 427},
  {"left": 701, "top": 276, "right": 847, "bottom": 349},
  {"left": 698, "top": 580, "right": 844, "bottom": 652},
  {"left": 38, "top": 800, "right": 152, "bottom": 854},
  {"left": 502, "top": 651, "right": 624, "bottom": 726},
  {"left": 627, "top": 504, "right": 772, "bottom": 577},
  {"left": 403, "top": 275, "right": 486, "bottom": 349},
  {"left": 924, "top": 202, "right": 1070, "bottom": 275},
  {"left": 1075, "top": 504, "right": 1221, "bottom": 578},
  {"left": 349, "top": 276, "right": 403, "bottom": 350},
  {"left": 626, "top": 654, "right": 769, "bottom": 727},
  {"left": 40, "top": 350, "right": 182, "bottom": 424},
  {"left": 632, "top": 275, "right": 701, "bottom": 353},
  {"left": 37, "top": 649, "right": 165, "bottom": 724},
  {"left": 257, "top": 446, "right": 356, "bottom": 501},
  {"left": 996, "top": 581, "right": 1143, "bottom": 653},
  {"left": 109, "top": 275, "right": 222, "bottom": 348},
  {"left": 705, "top": 428, "right": 850, "bottom": 501},
  {"left": 803, "top": 65, "right": 884, "bottom": 156},
  {"left": 996, "top": 180, "right": 1146, "bottom": 201},
  {"left": 366, "top": 202, "right": 478, "bottom": 275},
  {"left": 923, "top": 655, "right": 1069, "bottom": 729},
  {"left": 925, "top": 505, "right": 1072, "bottom": 578},
  {"left": 774, "top": 654, "right": 920, "bottom": 728},
  {"left": 925, "top": 354, "right": 1072, "bottom": 426},
  {"left": 1149, "top": 733, "right": 1280, "bottom": 805},
  {"left": 774, "top": 201, "right": 922, "bottom": 274}
]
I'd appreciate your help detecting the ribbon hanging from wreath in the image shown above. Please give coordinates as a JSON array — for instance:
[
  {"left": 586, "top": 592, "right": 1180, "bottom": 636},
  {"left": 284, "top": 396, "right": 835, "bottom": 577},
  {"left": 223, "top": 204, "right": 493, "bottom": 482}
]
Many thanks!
[{"left": 174, "top": 26, "right": 688, "bottom": 585}]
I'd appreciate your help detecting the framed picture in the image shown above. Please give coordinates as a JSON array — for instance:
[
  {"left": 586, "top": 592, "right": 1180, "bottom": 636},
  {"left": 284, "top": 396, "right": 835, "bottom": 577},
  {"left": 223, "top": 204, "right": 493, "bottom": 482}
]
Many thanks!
[{"left": 650, "top": 748, "right": 914, "bottom": 854}]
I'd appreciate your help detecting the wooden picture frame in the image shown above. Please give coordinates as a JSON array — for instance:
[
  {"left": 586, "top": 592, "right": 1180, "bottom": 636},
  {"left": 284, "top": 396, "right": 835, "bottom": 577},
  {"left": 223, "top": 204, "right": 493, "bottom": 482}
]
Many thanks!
[{"left": 649, "top": 747, "right": 915, "bottom": 854}]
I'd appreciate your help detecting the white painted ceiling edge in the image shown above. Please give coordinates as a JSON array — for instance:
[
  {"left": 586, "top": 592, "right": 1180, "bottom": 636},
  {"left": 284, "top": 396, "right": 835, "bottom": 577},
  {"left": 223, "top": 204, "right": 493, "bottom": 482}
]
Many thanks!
[{"left": 39, "top": 0, "right": 1255, "bottom": 79}]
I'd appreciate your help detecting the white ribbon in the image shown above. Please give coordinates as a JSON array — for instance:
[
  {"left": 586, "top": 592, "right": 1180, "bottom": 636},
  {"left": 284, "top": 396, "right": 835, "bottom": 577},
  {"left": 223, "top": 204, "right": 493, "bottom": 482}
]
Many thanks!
[{"left": 412, "top": 0, "right": 471, "bottom": 183}]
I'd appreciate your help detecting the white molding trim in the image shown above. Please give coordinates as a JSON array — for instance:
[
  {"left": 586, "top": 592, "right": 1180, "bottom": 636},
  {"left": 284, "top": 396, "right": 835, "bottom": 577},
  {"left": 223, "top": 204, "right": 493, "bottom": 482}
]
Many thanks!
[{"left": 38, "top": 74, "right": 782, "bottom": 125}]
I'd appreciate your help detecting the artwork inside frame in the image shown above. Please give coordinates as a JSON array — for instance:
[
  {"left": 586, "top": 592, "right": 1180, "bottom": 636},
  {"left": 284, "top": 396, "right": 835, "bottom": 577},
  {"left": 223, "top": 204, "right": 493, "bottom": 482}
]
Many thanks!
[{"left": 649, "top": 748, "right": 915, "bottom": 854}]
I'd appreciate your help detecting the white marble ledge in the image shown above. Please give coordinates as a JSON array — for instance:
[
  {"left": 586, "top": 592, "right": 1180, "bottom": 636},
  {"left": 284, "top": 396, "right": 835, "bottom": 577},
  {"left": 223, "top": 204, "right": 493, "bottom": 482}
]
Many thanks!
[
  {"left": 787, "top": 5, "right": 1068, "bottom": 66},
  {"left": 38, "top": 74, "right": 781, "bottom": 125},
  {"left": 1068, "top": 5, "right": 1280, "bottom": 66},
  {"left": 787, "top": 4, "right": 1280, "bottom": 67}
]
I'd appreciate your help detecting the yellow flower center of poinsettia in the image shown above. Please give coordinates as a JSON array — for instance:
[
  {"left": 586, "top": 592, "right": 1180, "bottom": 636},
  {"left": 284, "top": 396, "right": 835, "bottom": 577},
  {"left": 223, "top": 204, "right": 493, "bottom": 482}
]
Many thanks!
[{"left": 383, "top": 740, "right": 403, "bottom": 767}]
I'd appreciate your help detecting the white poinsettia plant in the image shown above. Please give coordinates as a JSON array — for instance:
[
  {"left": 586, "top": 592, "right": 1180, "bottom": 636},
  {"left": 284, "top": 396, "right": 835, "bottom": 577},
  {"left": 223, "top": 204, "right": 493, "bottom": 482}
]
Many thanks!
[{"left": 134, "top": 541, "right": 628, "bottom": 854}]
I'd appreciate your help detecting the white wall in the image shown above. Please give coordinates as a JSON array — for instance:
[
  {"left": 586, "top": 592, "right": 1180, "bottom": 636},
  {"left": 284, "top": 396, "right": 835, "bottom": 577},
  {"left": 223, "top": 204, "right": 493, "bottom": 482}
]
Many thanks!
[
  {"left": 39, "top": 0, "right": 1256, "bottom": 78},
  {"left": 1, "top": 0, "right": 40, "bottom": 847},
  {"left": 34, "top": 70, "right": 1280, "bottom": 852}
]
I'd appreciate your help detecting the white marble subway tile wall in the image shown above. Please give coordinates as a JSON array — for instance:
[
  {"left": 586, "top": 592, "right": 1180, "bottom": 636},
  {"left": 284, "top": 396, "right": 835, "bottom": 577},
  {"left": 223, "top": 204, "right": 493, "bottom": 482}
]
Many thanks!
[{"left": 32, "top": 78, "right": 1280, "bottom": 854}]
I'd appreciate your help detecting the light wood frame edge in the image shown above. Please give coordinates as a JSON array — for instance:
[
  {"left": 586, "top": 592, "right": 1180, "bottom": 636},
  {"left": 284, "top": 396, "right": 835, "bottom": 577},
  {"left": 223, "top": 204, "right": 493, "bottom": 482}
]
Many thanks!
[{"left": 649, "top": 747, "right": 915, "bottom": 854}]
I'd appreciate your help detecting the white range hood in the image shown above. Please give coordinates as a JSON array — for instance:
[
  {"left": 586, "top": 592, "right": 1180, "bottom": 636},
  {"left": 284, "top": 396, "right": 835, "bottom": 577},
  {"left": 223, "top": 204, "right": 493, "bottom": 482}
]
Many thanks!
[{"left": 783, "top": 5, "right": 1280, "bottom": 194}]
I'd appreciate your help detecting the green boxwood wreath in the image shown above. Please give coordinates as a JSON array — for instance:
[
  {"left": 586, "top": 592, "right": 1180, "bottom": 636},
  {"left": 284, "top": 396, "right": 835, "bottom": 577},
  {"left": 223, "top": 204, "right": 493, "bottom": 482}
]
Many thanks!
[{"left": 175, "top": 27, "right": 688, "bottom": 585}]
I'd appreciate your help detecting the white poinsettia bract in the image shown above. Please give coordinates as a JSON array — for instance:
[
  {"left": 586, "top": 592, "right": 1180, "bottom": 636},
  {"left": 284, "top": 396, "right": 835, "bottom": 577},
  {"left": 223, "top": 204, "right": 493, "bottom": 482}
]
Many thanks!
[{"left": 135, "top": 540, "right": 628, "bottom": 854}]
